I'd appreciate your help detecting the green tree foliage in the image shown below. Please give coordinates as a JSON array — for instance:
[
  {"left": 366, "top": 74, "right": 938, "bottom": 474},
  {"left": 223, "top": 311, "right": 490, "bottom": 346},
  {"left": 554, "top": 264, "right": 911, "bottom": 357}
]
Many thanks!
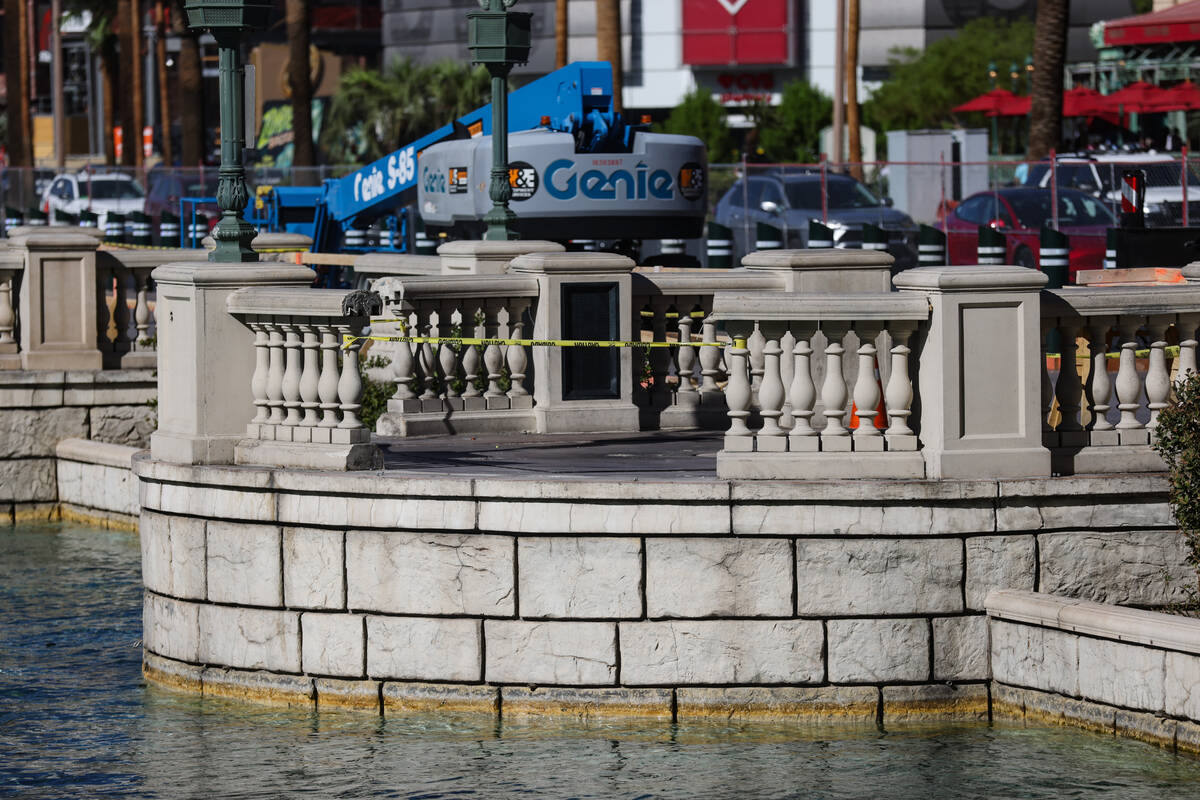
[
  {"left": 751, "top": 81, "right": 832, "bottom": 163},
  {"left": 657, "top": 89, "right": 736, "bottom": 163},
  {"left": 321, "top": 59, "right": 491, "bottom": 164},
  {"left": 1153, "top": 371, "right": 1200, "bottom": 591},
  {"left": 863, "top": 17, "right": 1035, "bottom": 133}
]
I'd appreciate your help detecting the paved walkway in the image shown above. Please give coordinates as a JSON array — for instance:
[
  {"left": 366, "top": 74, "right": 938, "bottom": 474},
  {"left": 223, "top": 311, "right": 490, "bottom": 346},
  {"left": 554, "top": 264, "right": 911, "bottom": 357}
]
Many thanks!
[{"left": 377, "top": 430, "right": 722, "bottom": 479}]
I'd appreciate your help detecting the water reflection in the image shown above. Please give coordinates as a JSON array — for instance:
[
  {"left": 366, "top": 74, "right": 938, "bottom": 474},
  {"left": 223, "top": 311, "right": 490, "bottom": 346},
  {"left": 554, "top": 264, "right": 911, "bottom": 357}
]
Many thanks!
[{"left": 4, "top": 523, "right": 1200, "bottom": 799}]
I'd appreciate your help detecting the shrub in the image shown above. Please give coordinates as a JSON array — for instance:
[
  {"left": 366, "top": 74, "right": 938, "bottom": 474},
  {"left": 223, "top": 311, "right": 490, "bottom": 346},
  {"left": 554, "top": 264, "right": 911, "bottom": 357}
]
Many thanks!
[
  {"left": 358, "top": 354, "right": 397, "bottom": 431},
  {"left": 1152, "top": 370, "right": 1200, "bottom": 591}
]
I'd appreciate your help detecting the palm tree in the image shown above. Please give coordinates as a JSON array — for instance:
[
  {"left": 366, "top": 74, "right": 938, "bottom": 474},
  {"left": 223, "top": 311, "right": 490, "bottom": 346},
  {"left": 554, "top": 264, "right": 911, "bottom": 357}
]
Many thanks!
[
  {"left": 4, "top": 0, "right": 32, "bottom": 169},
  {"left": 846, "top": 0, "right": 862, "bottom": 179},
  {"left": 173, "top": 0, "right": 205, "bottom": 167},
  {"left": 596, "top": 0, "right": 621, "bottom": 113},
  {"left": 555, "top": 0, "right": 567, "bottom": 69},
  {"left": 286, "top": 0, "right": 315, "bottom": 171},
  {"left": 117, "top": 0, "right": 137, "bottom": 165},
  {"left": 1028, "top": 0, "right": 1069, "bottom": 160},
  {"left": 155, "top": 0, "right": 171, "bottom": 165}
]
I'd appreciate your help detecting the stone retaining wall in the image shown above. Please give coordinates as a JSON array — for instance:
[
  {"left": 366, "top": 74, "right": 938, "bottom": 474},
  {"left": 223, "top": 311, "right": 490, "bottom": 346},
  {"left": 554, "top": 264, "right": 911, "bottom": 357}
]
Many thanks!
[
  {"left": 54, "top": 437, "right": 141, "bottom": 527},
  {"left": 988, "top": 589, "right": 1200, "bottom": 754},
  {"left": 135, "top": 456, "right": 1189, "bottom": 720},
  {"left": 1, "top": 369, "right": 155, "bottom": 522}
]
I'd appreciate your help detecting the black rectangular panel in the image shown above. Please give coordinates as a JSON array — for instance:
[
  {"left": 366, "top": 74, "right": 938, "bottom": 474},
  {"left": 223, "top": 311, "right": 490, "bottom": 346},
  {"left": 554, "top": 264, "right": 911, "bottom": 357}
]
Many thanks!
[{"left": 561, "top": 282, "right": 619, "bottom": 401}]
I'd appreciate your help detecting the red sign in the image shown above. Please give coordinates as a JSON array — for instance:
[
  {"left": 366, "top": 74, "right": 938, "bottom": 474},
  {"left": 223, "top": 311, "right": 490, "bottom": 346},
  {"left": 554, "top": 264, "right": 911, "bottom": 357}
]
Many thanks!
[{"left": 682, "top": 0, "right": 791, "bottom": 66}]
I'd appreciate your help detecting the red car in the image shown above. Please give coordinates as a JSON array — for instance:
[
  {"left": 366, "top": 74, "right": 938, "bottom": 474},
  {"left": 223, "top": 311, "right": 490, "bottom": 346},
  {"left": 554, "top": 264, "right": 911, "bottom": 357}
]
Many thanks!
[{"left": 939, "top": 187, "right": 1115, "bottom": 282}]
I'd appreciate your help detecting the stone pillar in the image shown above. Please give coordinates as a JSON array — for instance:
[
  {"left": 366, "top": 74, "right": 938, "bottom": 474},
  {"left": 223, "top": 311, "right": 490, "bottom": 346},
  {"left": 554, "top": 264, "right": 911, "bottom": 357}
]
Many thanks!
[
  {"left": 437, "top": 239, "right": 564, "bottom": 276},
  {"left": 509, "top": 251, "right": 640, "bottom": 434},
  {"left": 742, "top": 249, "right": 894, "bottom": 292},
  {"left": 15, "top": 231, "right": 103, "bottom": 370},
  {"left": 149, "top": 261, "right": 316, "bottom": 465},
  {"left": 893, "top": 265, "right": 1050, "bottom": 479}
]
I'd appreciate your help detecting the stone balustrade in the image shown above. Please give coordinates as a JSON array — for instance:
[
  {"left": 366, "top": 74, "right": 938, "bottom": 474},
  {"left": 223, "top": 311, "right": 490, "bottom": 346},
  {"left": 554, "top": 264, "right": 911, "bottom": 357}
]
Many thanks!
[
  {"left": 1041, "top": 285, "right": 1200, "bottom": 474},
  {"left": 226, "top": 287, "right": 384, "bottom": 470}
]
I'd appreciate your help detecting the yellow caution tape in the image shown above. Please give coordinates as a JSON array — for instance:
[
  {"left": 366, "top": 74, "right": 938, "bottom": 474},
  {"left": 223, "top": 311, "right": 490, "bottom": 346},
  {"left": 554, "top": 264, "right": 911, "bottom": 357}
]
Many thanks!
[{"left": 343, "top": 334, "right": 727, "bottom": 350}]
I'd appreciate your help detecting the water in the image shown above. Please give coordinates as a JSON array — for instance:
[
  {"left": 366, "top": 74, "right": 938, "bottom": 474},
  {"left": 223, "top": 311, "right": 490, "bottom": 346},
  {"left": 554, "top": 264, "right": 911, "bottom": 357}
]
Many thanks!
[{"left": 4, "top": 522, "right": 1200, "bottom": 799}]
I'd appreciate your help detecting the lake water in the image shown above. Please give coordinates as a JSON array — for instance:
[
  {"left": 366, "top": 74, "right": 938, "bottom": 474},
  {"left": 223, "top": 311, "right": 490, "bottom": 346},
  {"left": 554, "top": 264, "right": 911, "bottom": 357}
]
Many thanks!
[{"left": 4, "top": 521, "right": 1200, "bottom": 799}]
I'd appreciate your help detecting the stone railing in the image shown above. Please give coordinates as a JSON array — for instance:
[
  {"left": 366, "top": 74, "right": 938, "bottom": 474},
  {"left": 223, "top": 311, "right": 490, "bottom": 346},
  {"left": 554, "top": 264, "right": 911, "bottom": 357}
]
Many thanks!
[
  {"left": 1041, "top": 285, "right": 1200, "bottom": 474},
  {"left": 226, "top": 287, "right": 383, "bottom": 470}
]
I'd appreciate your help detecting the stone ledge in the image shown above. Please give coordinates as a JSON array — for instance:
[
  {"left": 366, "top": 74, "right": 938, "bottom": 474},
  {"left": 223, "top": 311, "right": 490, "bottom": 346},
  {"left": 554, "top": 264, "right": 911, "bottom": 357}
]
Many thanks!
[
  {"left": 54, "top": 436, "right": 139, "bottom": 468},
  {"left": 142, "top": 651, "right": 204, "bottom": 694},
  {"left": 500, "top": 686, "right": 673, "bottom": 721},
  {"left": 58, "top": 502, "right": 137, "bottom": 532},
  {"left": 199, "top": 666, "right": 315, "bottom": 708},
  {"left": 675, "top": 686, "right": 878, "bottom": 723},
  {"left": 382, "top": 682, "right": 500, "bottom": 715},
  {"left": 881, "top": 684, "right": 989, "bottom": 724},
  {"left": 314, "top": 678, "right": 382, "bottom": 712}
]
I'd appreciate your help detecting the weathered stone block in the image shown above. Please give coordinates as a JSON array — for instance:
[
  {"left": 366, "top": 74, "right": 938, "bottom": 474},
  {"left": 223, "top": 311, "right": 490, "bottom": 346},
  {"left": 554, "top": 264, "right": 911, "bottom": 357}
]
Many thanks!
[
  {"left": 1176, "top": 719, "right": 1200, "bottom": 755},
  {"left": 0, "top": 407, "right": 87, "bottom": 457},
  {"left": 140, "top": 510, "right": 206, "bottom": 600},
  {"left": 0, "top": 458, "right": 56, "bottom": 502},
  {"left": 646, "top": 538, "right": 792, "bottom": 617},
  {"left": 1114, "top": 708, "right": 1177, "bottom": 748},
  {"left": 998, "top": 496, "right": 1172, "bottom": 532},
  {"left": 143, "top": 592, "right": 200, "bottom": 663},
  {"left": 478, "top": 499, "right": 729, "bottom": 535},
  {"left": 314, "top": 678, "right": 381, "bottom": 712},
  {"left": 734, "top": 501, "right": 992, "bottom": 537},
  {"left": 1077, "top": 636, "right": 1165, "bottom": 712},
  {"left": 1038, "top": 531, "right": 1192, "bottom": 605},
  {"left": 500, "top": 686, "right": 673, "bottom": 720},
  {"left": 382, "top": 682, "right": 500, "bottom": 715},
  {"left": 1020, "top": 689, "right": 1116, "bottom": 734},
  {"left": 277, "top": 491, "right": 475, "bottom": 531},
  {"left": 619, "top": 620, "right": 823, "bottom": 684},
  {"left": 57, "top": 460, "right": 137, "bottom": 516},
  {"left": 206, "top": 521, "right": 282, "bottom": 607},
  {"left": 485, "top": 620, "right": 616, "bottom": 685},
  {"left": 201, "top": 667, "right": 313, "bottom": 708},
  {"left": 965, "top": 535, "right": 1036, "bottom": 610},
  {"left": 1165, "top": 651, "right": 1200, "bottom": 721},
  {"left": 283, "top": 527, "right": 345, "bottom": 609},
  {"left": 676, "top": 686, "right": 878, "bottom": 723},
  {"left": 518, "top": 537, "right": 641, "bottom": 619},
  {"left": 142, "top": 651, "right": 204, "bottom": 693},
  {"left": 795, "top": 538, "right": 962, "bottom": 615},
  {"left": 366, "top": 616, "right": 481, "bottom": 681},
  {"left": 932, "top": 615, "right": 989, "bottom": 681},
  {"left": 882, "top": 683, "right": 989, "bottom": 723},
  {"left": 302, "top": 613, "right": 365, "bottom": 677},
  {"left": 347, "top": 531, "right": 514, "bottom": 616},
  {"left": 989, "top": 619, "right": 1078, "bottom": 697},
  {"left": 827, "top": 618, "right": 930, "bottom": 683},
  {"left": 89, "top": 404, "right": 157, "bottom": 447},
  {"left": 153, "top": 482, "right": 274, "bottom": 523},
  {"left": 197, "top": 605, "right": 300, "bottom": 672}
]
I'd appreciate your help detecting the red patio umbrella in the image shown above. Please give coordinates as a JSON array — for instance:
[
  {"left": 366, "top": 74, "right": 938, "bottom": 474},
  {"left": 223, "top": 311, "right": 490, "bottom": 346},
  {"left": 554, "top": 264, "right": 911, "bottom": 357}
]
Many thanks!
[
  {"left": 988, "top": 93, "right": 1031, "bottom": 117},
  {"left": 1061, "top": 86, "right": 1121, "bottom": 124},
  {"left": 952, "top": 88, "right": 1019, "bottom": 114},
  {"left": 1142, "top": 80, "right": 1200, "bottom": 112},
  {"left": 1100, "top": 81, "right": 1172, "bottom": 113}
]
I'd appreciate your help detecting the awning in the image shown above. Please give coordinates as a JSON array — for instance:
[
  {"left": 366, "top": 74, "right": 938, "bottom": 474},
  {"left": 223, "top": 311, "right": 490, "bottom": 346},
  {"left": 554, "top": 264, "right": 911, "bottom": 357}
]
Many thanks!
[{"left": 1104, "top": 0, "right": 1200, "bottom": 47}]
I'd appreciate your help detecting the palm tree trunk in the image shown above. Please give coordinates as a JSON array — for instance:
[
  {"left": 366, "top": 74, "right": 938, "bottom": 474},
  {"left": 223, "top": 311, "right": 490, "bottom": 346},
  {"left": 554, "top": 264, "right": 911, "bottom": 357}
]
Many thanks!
[
  {"left": 555, "top": 0, "right": 567, "bottom": 69},
  {"left": 177, "top": 22, "right": 204, "bottom": 167},
  {"left": 286, "top": 0, "right": 315, "bottom": 171},
  {"left": 100, "top": 36, "right": 119, "bottom": 166},
  {"left": 117, "top": 0, "right": 136, "bottom": 165},
  {"left": 3, "top": 0, "right": 32, "bottom": 168},
  {"left": 1028, "top": 0, "right": 1069, "bottom": 161},
  {"left": 846, "top": 0, "right": 862, "bottom": 180},
  {"left": 130, "top": 0, "right": 144, "bottom": 166},
  {"left": 596, "top": 0, "right": 622, "bottom": 113},
  {"left": 155, "top": 0, "right": 172, "bottom": 165}
]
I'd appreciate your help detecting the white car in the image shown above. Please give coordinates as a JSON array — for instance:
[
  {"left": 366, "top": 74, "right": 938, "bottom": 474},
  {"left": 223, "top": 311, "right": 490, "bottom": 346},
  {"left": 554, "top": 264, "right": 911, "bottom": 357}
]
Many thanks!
[
  {"left": 41, "top": 172, "right": 146, "bottom": 225},
  {"left": 1024, "top": 153, "right": 1200, "bottom": 226}
]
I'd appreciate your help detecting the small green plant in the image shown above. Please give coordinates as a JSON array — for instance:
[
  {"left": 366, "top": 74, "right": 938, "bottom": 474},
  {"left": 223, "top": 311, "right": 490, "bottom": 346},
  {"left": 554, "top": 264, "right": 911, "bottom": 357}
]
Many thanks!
[
  {"left": 358, "top": 353, "right": 397, "bottom": 431},
  {"left": 1152, "top": 371, "right": 1200, "bottom": 597}
]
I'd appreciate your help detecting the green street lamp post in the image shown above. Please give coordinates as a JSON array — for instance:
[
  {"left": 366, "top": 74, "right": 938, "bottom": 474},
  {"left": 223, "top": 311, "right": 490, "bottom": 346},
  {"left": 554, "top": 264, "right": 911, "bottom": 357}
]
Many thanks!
[
  {"left": 467, "top": 0, "right": 532, "bottom": 241},
  {"left": 184, "top": 0, "right": 270, "bottom": 262},
  {"left": 987, "top": 61, "right": 999, "bottom": 156}
]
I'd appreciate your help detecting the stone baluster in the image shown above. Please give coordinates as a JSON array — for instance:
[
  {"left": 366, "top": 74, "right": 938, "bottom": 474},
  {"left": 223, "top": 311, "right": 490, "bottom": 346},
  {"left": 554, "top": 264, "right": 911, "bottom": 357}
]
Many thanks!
[
  {"left": 392, "top": 311, "right": 417, "bottom": 402},
  {"left": 266, "top": 321, "right": 286, "bottom": 425},
  {"left": 1085, "top": 318, "right": 1116, "bottom": 444},
  {"left": 756, "top": 337, "right": 786, "bottom": 450},
  {"left": 298, "top": 323, "right": 321, "bottom": 429},
  {"left": 1040, "top": 317, "right": 1056, "bottom": 448},
  {"left": 439, "top": 303, "right": 462, "bottom": 403},
  {"left": 699, "top": 320, "right": 722, "bottom": 397},
  {"left": 483, "top": 300, "right": 507, "bottom": 407},
  {"left": 281, "top": 322, "right": 303, "bottom": 427},
  {"left": 131, "top": 269, "right": 154, "bottom": 350},
  {"left": 247, "top": 320, "right": 270, "bottom": 432},
  {"left": 110, "top": 266, "right": 134, "bottom": 352},
  {"left": 852, "top": 322, "right": 883, "bottom": 450},
  {"left": 418, "top": 306, "right": 437, "bottom": 401},
  {"left": 462, "top": 304, "right": 484, "bottom": 405},
  {"left": 648, "top": 298, "right": 671, "bottom": 405},
  {"left": 676, "top": 311, "right": 698, "bottom": 404},
  {"left": 631, "top": 299, "right": 649, "bottom": 405},
  {"left": 1177, "top": 313, "right": 1200, "bottom": 381},
  {"left": 1114, "top": 317, "right": 1148, "bottom": 443},
  {"left": 724, "top": 335, "right": 753, "bottom": 450},
  {"left": 336, "top": 323, "right": 365, "bottom": 431},
  {"left": 883, "top": 322, "right": 917, "bottom": 451},
  {"left": 0, "top": 273, "right": 16, "bottom": 348},
  {"left": 507, "top": 298, "right": 532, "bottom": 403},
  {"left": 1145, "top": 315, "right": 1173, "bottom": 434},
  {"left": 819, "top": 323, "right": 851, "bottom": 450},
  {"left": 779, "top": 329, "right": 795, "bottom": 429},
  {"left": 788, "top": 325, "right": 818, "bottom": 451},
  {"left": 1053, "top": 318, "right": 1085, "bottom": 447},
  {"left": 317, "top": 323, "right": 341, "bottom": 428},
  {"left": 747, "top": 322, "right": 765, "bottom": 394}
]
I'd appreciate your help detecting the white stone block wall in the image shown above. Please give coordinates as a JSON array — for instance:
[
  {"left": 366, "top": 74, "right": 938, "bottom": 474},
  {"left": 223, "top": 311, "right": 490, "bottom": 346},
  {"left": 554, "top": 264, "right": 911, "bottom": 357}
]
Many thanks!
[{"left": 134, "top": 461, "right": 1190, "bottom": 712}]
